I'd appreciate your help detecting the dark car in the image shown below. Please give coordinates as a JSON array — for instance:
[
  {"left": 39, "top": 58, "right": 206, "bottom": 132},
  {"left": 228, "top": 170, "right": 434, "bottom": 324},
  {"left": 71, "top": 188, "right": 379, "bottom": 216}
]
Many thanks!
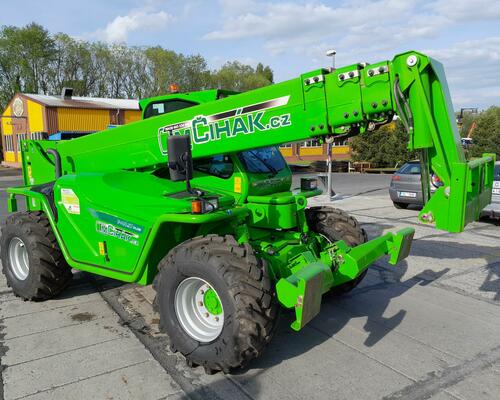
[{"left": 389, "top": 161, "right": 440, "bottom": 209}]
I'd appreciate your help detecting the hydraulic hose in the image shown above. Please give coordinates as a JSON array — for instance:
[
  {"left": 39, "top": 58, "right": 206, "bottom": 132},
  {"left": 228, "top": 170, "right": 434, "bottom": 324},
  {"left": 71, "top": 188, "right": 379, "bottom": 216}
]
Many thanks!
[
  {"left": 46, "top": 148, "right": 62, "bottom": 179},
  {"left": 393, "top": 77, "right": 414, "bottom": 134}
]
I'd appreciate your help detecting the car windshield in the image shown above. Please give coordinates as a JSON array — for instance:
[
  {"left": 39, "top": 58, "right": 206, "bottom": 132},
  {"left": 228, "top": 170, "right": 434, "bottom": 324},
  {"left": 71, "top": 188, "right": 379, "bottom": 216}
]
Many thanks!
[
  {"left": 238, "top": 146, "right": 287, "bottom": 175},
  {"left": 495, "top": 165, "right": 500, "bottom": 181},
  {"left": 397, "top": 163, "right": 421, "bottom": 175}
]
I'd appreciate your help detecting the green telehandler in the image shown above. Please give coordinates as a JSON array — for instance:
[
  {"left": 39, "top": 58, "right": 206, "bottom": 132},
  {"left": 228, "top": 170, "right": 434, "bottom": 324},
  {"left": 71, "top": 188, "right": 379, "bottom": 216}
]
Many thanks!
[{"left": 1, "top": 51, "right": 495, "bottom": 374}]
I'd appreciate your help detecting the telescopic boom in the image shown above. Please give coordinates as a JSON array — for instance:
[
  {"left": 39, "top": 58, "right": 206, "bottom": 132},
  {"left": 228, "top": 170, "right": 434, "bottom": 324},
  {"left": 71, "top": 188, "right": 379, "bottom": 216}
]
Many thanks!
[{"left": 21, "top": 51, "right": 495, "bottom": 232}]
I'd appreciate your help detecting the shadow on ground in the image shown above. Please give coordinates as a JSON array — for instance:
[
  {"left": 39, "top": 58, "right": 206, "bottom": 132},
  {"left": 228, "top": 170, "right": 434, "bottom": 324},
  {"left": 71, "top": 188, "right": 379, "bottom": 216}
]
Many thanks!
[
  {"left": 411, "top": 238, "right": 500, "bottom": 301},
  {"left": 231, "top": 220, "right": 447, "bottom": 374}
]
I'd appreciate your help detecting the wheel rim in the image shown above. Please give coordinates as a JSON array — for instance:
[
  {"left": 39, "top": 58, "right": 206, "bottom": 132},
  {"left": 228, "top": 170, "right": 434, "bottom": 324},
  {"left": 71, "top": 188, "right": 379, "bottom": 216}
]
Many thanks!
[
  {"left": 174, "top": 277, "right": 224, "bottom": 342},
  {"left": 8, "top": 237, "right": 29, "bottom": 281}
]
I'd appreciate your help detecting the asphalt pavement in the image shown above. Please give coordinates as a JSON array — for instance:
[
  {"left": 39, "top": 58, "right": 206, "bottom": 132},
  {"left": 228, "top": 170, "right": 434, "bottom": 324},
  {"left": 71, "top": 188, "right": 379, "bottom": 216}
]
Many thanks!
[{"left": 1, "top": 171, "right": 499, "bottom": 400}]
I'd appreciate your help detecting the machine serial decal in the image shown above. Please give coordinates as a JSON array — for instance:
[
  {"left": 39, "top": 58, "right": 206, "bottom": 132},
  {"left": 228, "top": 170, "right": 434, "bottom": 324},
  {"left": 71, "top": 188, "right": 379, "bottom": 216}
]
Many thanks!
[
  {"left": 95, "top": 221, "right": 140, "bottom": 246},
  {"left": 158, "top": 96, "right": 291, "bottom": 155},
  {"left": 90, "top": 210, "right": 144, "bottom": 246}
]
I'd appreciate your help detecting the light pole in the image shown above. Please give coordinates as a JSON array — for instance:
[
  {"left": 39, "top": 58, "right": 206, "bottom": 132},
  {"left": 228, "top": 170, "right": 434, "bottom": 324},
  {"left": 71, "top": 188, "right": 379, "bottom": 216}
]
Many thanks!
[
  {"left": 325, "top": 49, "right": 337, "bottom": 199},
  {"left": 326, "top": 49, "right": 336, "bottom": 71}
]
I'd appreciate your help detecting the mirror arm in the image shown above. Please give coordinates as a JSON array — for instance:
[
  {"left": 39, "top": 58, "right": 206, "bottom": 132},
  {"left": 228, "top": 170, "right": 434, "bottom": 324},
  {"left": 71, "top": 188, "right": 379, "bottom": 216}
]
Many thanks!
[{"left": 182, "top": 153, "right": 204, "bottom": 197}]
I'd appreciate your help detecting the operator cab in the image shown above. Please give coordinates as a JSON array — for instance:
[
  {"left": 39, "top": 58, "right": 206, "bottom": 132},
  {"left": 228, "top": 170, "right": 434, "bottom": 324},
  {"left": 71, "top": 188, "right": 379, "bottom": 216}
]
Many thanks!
[
  {"left": 140, "top": 89, "right": 239, "bottom": 120},
  {"left": 141, "top": 89, "right": 291, "bottom": 197},
  {"left": 191, "top": 146, "right": 292, "bottom": 199},
  {"left": 192, "top": 147, "right": 288, "bottom": 179}
]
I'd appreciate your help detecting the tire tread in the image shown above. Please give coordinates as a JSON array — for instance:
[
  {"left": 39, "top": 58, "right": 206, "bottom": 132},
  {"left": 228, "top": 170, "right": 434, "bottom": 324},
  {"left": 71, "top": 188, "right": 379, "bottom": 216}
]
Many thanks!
[
  {"left": 1, "top": 211, "right": 72, "bottom": 300},
  {"left": 153, "top": 234, "right": 278, "bottom": 373}
]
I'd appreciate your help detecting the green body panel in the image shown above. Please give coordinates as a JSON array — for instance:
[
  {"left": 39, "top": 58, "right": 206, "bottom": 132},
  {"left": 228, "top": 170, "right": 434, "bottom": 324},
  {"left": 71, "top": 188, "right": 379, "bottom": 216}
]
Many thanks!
[{"left": 7, "top": 50, "right": 495, "bottom": 330}]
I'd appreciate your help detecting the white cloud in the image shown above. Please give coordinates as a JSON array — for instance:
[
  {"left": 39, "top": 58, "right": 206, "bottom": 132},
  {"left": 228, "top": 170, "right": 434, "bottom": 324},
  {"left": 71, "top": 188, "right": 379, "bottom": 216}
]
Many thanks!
[
  {"left": 425, "top": 37, "right": 500, "bottom": 108},
  {"left": 217, "top": 0, "right": 260, "bottom": 16},
  {"left": 96, "top": 9, "right": 174, "bottom": 43},
  {"left": 204, "top": 1, "right": 435, "bottom": 45},
  {"left": 429, "top": 0, "right": 500, "bottom": 21},
  {"left": 203, "top": 0, "right": 499, "bottom": 56},
  {"left": 203, "top": 0, "right": 500, "bottom": 107}
]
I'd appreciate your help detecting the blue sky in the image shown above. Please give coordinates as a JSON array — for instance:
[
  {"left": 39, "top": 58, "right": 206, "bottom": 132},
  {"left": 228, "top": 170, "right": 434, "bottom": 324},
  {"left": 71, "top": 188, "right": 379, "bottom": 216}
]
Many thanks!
[{"left": 2, "top": 0, "right": 499, "bottom": 109}]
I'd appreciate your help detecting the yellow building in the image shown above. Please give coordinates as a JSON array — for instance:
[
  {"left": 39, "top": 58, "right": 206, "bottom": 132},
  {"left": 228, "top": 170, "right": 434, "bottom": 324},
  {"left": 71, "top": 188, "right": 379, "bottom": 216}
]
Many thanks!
[
  {"left": 279, "top": 139, "right": 352, "bottom": 163},
  {"left": 1, "top": 90, "right": 141, "bottom": 166}
]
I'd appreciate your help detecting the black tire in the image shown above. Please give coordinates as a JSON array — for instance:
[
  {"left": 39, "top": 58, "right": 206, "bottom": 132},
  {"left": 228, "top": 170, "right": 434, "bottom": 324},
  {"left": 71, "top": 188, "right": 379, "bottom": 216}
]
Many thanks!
[
  {"left": 0, "top": 211, "right": 72, "bottom": 300},
  {"left": 393, "top": 201, "right": 409, "bottom": 209},
  {"left": 153, "top": 234, "right": 278, "bottom": 374},
  {"left": 306, "top": 206, "right": 368, "bottom": 295}
]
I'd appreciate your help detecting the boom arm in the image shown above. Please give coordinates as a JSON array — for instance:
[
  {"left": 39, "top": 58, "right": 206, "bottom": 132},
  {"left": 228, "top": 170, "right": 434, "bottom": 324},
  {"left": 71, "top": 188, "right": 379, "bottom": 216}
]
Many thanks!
[{"left": 22, "top": 50, "right": 495, "bottom": 232}]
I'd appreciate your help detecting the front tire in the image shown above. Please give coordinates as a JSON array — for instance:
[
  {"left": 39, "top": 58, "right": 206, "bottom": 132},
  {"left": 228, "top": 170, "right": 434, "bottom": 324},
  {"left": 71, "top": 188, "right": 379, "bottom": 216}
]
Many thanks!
[
  {"left": 153, "top": 234, "right": 278, "bottom": 374},
  {"left": 306, "top": 207, "right": 368, "bottom": 295},
  {"left": 0, "top": 211, "right": 72, "bottom": 300},
  {"left": 393, "top": 201, "right": 409, "bottom": 209}
]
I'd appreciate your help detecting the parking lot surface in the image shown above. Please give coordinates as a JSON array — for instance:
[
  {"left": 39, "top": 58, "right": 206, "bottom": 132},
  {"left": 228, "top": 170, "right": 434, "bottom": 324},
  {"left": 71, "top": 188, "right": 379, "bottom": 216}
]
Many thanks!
[{"left": 1, "top": 172, "right": 499, "bottom": 400}]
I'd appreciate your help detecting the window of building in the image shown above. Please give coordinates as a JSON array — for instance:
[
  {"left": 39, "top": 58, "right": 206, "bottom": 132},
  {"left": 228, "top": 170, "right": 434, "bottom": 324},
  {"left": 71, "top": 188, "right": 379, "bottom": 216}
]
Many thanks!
[
  {"left": 5, "top": 135, "right": 14, "bottom": 151},
  {"left": 16, "top": 133, "right": 29, "bottom": 151},
  {"left": 302, "top": 139, "right": 322, "bottom": 148},
  {"left": 280, "top": 143, "right": 292, "bottom": 148},
  {"left": 30, "top": 132, "right": 47, "bottom": 140}
]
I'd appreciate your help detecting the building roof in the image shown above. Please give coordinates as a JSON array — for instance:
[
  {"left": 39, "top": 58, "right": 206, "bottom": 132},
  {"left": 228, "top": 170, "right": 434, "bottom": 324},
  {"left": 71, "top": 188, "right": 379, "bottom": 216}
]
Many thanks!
[{"left": 21, "top": 93, "right": 139, "bottom": 110}]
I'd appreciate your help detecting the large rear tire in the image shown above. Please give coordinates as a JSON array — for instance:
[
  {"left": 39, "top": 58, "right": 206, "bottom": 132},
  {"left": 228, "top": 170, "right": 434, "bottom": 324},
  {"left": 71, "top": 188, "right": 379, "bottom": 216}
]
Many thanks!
[
  {"left": 153, "top": 234, "right": 278, "bottom": 374},
  {"left": 0, "top": 211, "right": 72, "bottom": 300},
  {"left": 306, "top": 206, "right": 368, "bottom": 295}
]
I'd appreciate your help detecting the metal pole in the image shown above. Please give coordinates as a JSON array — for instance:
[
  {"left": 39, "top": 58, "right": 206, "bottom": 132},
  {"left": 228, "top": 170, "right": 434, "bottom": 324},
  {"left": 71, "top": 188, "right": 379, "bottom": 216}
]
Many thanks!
[{"left": 327, "top": 142, "right": 333, "bottom": 200}]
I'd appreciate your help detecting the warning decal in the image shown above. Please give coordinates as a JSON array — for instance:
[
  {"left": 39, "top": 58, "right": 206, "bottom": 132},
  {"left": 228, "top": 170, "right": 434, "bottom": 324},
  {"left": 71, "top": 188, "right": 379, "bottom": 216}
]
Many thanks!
[{"left": 61, "top": 188, "right": 80, "bottom": 215}]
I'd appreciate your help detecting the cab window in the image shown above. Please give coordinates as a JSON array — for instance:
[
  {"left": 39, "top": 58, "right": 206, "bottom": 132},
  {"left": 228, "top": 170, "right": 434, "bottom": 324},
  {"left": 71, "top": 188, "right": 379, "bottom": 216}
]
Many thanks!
[
  {"left": 194, "top": 154, "right": 234, "bottom": 179},
  {"left": 143, "top": 100, "right": 197, "bottom": 119},
  {"left": 238, "top": 146, "right": 287, "bottom": 175}
]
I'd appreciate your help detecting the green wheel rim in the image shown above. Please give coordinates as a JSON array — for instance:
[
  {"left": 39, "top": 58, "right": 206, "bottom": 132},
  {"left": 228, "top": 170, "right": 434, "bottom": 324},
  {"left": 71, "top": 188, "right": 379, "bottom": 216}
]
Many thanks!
[{"left": 203, "top": 288, "right": 223, "bottom": 315}]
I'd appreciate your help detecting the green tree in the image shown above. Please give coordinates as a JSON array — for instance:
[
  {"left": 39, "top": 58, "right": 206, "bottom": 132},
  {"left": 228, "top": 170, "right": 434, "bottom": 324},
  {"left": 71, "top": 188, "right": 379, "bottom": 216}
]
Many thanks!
[
  {"left": 181, "top": 54, "right": 211, "bottom": 91},
  {"left": 351, "top": 120, "right": 417, "bottom": 167},
  {"left": 48, "top": 33, "right": 96, "bottom": 96},
  {"left": 0, "top": 23, "right": 56, "bottom": 106},
  {"left": 211, "top": 61, "right": 272, "bottom": 92},
  {"left": 256, "top": 62, "right": 274, "bottom": 83},
  {"left": 144, "top": 47, "right": 185, "bottom": 96},
  {"left": 469, "top": 106, "right": 500, "bottom": 159},
  {"left": 0, "top": 22, "right": 274, "bottom": 111}
]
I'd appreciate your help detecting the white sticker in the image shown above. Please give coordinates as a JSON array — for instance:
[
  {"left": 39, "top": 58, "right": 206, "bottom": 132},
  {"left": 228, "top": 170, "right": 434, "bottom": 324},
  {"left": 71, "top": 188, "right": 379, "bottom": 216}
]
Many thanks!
[{"left": 61, "top": 188, "right": 80, "bottom": 215}]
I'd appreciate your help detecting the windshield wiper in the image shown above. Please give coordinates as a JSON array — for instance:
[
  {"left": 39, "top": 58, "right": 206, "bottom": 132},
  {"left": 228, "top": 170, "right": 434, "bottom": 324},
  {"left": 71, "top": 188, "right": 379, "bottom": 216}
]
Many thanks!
[{"left": 248, "top": 150, "right": 278, "bottom": 176}]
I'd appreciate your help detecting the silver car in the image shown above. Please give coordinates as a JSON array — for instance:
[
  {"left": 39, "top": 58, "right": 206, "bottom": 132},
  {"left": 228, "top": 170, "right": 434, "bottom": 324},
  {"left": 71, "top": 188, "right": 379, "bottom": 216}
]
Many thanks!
[
  {"left": 482, "top": 161, "right": 500, "bottom": 218},
  {"left": 389, "top": 161, "right": 439, "bottom": 209}
]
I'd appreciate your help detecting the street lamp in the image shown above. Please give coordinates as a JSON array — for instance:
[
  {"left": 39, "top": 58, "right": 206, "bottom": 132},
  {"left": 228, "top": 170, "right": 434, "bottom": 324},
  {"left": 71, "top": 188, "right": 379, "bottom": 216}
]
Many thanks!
[{"left": 326, "top": 49, "right": 336, "bottom": 71}]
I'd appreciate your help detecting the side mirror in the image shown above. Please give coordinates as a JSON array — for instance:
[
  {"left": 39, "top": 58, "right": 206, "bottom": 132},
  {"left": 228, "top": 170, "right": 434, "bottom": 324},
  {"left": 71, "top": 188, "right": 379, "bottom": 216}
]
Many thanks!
[{"left": 167, "top": 135, "right": 193, "bottom": 182}]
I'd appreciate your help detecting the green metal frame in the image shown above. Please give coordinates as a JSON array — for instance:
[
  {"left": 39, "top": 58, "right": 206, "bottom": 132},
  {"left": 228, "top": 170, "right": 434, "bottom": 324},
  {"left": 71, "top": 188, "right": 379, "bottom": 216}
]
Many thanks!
[{"left": 6, "top": 50, "right": 495, "bottom": 330}]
